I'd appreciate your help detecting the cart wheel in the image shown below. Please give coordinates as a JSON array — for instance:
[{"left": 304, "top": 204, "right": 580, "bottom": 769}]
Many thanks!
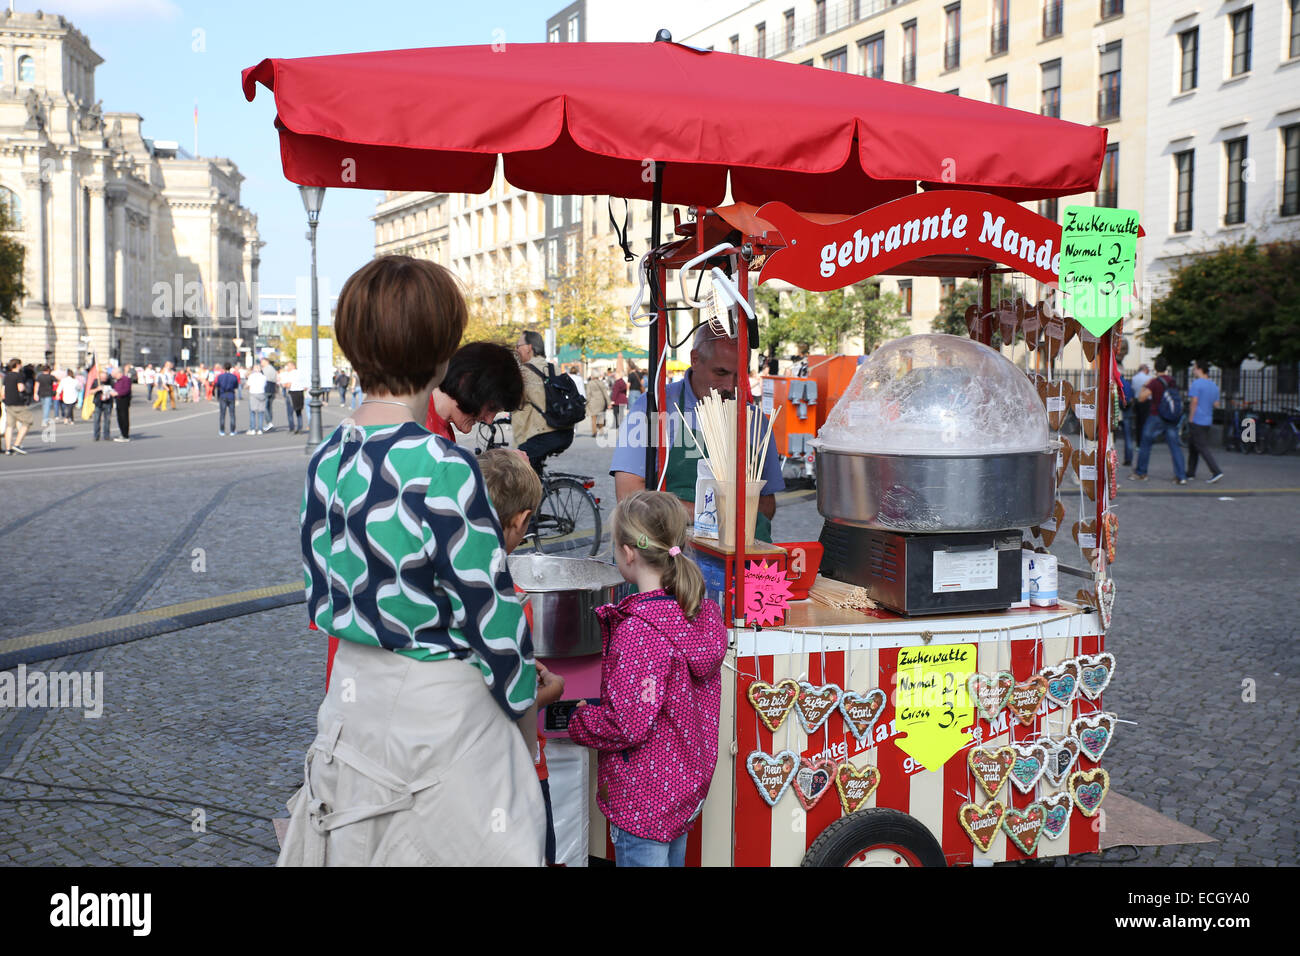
[{"left": 801, "top": 808, "right": 947, "bottom": 868}]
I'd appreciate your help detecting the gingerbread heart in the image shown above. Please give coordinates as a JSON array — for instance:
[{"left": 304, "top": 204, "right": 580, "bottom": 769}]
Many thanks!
[
  {"left": 1068, "top": 768, "right": 1110, "bottom": 817},
  {"left": 794, "top": 681, "right": 842, "bottom": 735},
  {"left": 1032, "top": 499, "right": 1065, "bottom": 547},
  {"left": 839, "top": 688, "right": 887, "bottom": 745},
  {"left": 1009, "top": 742, "right": 1049, "bottom": 794},
  {"left": 1042, "top": 315, "right": 1067, "bottom": 363},
  {"left": 1076, "top": 322, "right": 1100, "bottom": 362},
  {"left": 1071, "top": 712, "right": 1117, "bottom": 762},
  {"left": 1037, "top": 379, "right": 1075, "bottom": 431},
  {"left": 958, "top": 800, "right": 1006, "bottom": 852},
  {"left": 1102, "top": 511, "right": 1118, "bottom": 564},
  {"left": 968, "top": 745, "right": 1015, "bottom": 799},
  {"left": 1097, "top": 578, "right": 1116, "bottom": 630},
  {"left": 1072, "top": 448, "right": 1098, "bottom": 501},
  {"left": 793, "top": 754, "right": 837, "bottom": 811},
  {"left": 1073, "top": 519, "right": 1099, "bottom": 564},
  {"left": 998, "top": 299, "right": 1021, "bottom": 344},
  {"left": 835, "top": 763, "right": 881, "bottom": 814},
  {"left": 1040, "top": 790, "right": 1074, "bottom": 840},
  {"left": 1074, "top": 387, "right": 1098, "bottom": 441},
  {"left": 1009, "top": 676, "right": 1048, "bottom": 726},
  {"left": 964, "top": 303, "right": 984, "bottom": 339},
  {"left": 1041, "top": 736, "right": 1082, "bottom": 788},
  {"left": 1002, "top": 802, "right": 1048, "bottom": 854},
  {"left": 1026, "top": 371, "right": 1048, "bottom": 394},
  {"left": 746, "top": 750, "right": 799, "bottom": 806},
  {"left": 1106, "top": 446, "right": 1119, "bottom": 500},
  {"left": 1055, "top": 437, "right": 1073, "bottom": 486},
  {"left": 747, "top": 678, "right": 799, "bottom": 732},
  {"left": 1077, "top": 652, "right": 1116, "bottom": 700},
  {"left": 1041, "top": 660, "right": 1081, "bottom": 708},
  {"left": 967, "top": 672, "right": 1014, "bottom": 722},
  {"left": 1021, "top": 303, "right": 1042, "bottom": 350}
]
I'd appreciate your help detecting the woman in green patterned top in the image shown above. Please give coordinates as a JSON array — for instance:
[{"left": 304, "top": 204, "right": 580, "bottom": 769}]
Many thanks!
[{"left": 278, "top": 256, "right": 546, "bottom": 867}]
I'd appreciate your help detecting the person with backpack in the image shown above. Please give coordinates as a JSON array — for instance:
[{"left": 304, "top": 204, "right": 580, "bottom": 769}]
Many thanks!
[
  {"left": 1130, "top": 355, "right": 1187, "bottom": 484},
  {"left": 513, "top": 330, "right": 584, "bottom": 473}
]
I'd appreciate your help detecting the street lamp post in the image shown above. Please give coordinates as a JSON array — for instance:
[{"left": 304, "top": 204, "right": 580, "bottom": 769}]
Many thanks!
[{"left": 299, "top": 185, "right": 326, "bottom": 450}]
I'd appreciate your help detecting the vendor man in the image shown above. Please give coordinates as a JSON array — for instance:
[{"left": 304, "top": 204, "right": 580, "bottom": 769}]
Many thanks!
[{"left": 610, "top": 326, "right": 784, "bottom": 541}]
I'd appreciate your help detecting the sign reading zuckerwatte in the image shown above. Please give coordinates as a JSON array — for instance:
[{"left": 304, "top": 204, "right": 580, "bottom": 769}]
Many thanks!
[
  {"left": 756, "top": 192, "right": 1067, "bottom": 292},
  {"left": 1058, "top": 205, "right": 1139, "bottom": 336}
]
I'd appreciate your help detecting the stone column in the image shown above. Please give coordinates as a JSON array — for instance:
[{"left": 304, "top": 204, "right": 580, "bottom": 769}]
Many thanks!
[
  {"left": 108, "top": 187, "right": 126, "bottom": 317},
  {"left": 22, "top": 169, "right": 46, "bottom": 307},
  {"left": 86, "top": 181, "right": 106, "bottom": 310}
]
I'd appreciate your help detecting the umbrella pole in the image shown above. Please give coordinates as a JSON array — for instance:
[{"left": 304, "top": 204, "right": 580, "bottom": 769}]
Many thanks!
[{"left": 645, "top": 161, "right": 665, "bottom": 488}]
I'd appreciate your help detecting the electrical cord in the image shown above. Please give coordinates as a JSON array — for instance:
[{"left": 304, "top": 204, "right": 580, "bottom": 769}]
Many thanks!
[{"left": 0, "top": 772, "right": 280, "bottom": 824}]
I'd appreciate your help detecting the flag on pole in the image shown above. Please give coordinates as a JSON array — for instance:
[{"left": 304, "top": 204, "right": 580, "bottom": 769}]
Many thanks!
[{"left": 81, "top": 354, "right": 97, "bottom": 420}]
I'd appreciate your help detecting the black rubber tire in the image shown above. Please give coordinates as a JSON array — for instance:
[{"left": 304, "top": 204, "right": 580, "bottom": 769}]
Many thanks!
[
  {"left": 1267, "top": 424, "right": 1297, "bottom": 456},
  {"left": 801, "top": 808, "right": 947, "bottom": 868},
  {"left": 533, "top": 477, "right": 602, "bottom": 557}
]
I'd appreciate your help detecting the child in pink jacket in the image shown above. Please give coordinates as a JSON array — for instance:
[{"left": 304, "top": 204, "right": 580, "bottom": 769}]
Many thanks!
[{"left": 568, "top": 490, "right": 727, "bottom": 867}]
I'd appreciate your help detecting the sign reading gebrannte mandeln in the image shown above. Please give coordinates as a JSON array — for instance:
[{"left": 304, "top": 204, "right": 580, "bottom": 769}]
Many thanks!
[
  {"left": 1058, "top": 205, "right": 1140, "bottom": 336},
  {"left": 756, "top": 192, "right": 1066, "bottom": 292}
]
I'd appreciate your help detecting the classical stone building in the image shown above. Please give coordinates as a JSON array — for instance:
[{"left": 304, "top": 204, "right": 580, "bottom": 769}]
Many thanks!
[{"left": 0, "top": 9, "right": 259, "bottom": 370}]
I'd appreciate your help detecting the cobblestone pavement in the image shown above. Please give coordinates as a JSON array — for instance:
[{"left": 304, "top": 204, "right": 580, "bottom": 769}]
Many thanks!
[{"left": 1, "top": 394, "right": 1297, "bottom": 865}]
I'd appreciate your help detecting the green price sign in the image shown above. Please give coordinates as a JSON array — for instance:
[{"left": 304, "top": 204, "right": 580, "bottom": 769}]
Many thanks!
[{"left": 1058, "top": 206, "right": 1140, "bottom": 336}]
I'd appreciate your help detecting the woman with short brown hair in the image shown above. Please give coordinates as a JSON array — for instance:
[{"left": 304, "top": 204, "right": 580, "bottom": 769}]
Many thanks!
[{"left": 279, "top": 255, "right": 544, "bottom": 866}]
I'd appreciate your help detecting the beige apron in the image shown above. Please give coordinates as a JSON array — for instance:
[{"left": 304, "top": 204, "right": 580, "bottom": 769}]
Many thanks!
[{"left": 277, "top": 640, "right": 545, "bottom": 866}]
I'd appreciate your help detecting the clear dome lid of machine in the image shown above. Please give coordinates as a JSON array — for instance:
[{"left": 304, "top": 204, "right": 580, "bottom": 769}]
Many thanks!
[{"left": 815, "top": 334, "right": 1049, "bottom": 455}]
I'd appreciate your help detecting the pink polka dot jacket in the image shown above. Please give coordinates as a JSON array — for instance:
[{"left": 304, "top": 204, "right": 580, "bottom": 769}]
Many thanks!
[{"left": 567, "top": 589, "right": 727, "bottom": 843}]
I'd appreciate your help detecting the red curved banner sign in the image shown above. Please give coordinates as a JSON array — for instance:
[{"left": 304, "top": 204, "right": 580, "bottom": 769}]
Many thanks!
[{"left": 757, "top": 192, "right": 1068, "bottom": 291}]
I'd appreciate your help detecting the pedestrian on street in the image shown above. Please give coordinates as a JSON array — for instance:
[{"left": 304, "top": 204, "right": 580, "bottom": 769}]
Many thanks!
[
  {"left": 512, "top": 329, "right": 575, "bottom": 473},
  {"left": 586, "top": 369, "right": 609, "bottom": 437},
  {"left": 57, "top": 369, "right": 79, "bottom": 424},
  {"left": 260, "top": 358, "right": 278, "bottom": 431},
  {"left": 92, "top": 368, "right": 115, "bottom": 442},
  {"left": 1187, "top": 360, "right": 1224, "bottom": 484},
  {"left": 2, "top": 357, "right": 36, "bottom": 455},
  {"left": 215, "top": 363, "right": 239, "bottom": 436},
  {"left": 1130, "top": 356, "right": 1187, "bottom": 484},
  {"left": 113, "top": 364, "right": 134, "bottom": 442},
  {"left": 1131, "top": 363, "right": 1152, "bottom": 438},
  {"left": 35, "top": 365, "right": 57, "bottom": 427},
  {"left": 626, "top": 364, "right": 643, "bottom": 408},
  {"left": 348, "top": 368, "right": 362, "bottom": 409},
  {"left": 143, "top": 364, "right": 157, "bottom": 403},
  {"left": 247, "top": 364, "right": 267, "bottom": 434},
  {"left": 334, "top": 368, "right": 348, "bottom": 406},
  {"left": 284, "top": 360, "right": 305, "bottom": 433},
  {"left": 174, "top": 366, "right": 189, "bottom": 403},
  {"left": 152, "top": 362, "right": 173, "bottom": 411},
  {"left": 424, "top": 342, "right": 524, "bottom": 439},
  {"left": 278, "top": 255, "right": 543, "bottom": 867},
  {"left": 611, "top": 373, "right": 627, "bottom": 429}
]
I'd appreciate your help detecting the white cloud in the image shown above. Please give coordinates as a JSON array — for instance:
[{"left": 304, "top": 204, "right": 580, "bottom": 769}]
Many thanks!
[{"left": 39, "top": 0, "right": 182, "bottom": 19}]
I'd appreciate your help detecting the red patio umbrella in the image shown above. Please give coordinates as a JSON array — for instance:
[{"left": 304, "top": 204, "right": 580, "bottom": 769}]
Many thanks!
[{"left": 241, "top": 40, "right": 1106, "bottom": 212}]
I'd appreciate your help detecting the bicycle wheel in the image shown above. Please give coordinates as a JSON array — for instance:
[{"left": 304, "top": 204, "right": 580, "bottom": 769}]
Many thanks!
[
  {"left": 1267, "top": 424, "right": 1297, "bottom": 456},
  {"left": 533, "top": 477, "right": 602, "bottom": 557}
]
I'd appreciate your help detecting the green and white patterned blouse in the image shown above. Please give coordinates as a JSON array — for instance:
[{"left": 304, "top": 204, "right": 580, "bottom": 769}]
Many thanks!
[{"left": 301, "top": 421, "right": 535, "bottom": 718}]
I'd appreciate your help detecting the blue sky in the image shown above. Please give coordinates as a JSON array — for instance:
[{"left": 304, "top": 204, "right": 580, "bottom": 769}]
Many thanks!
[{"left": 55, "top": 0, "right": 558, "bottom": 312}]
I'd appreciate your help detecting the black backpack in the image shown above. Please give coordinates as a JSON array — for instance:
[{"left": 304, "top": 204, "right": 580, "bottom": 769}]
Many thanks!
[
  {"left": 525, "top": 362, "right": 586, "bottom": 430},
  {"left": 1157, "top": 376, "right": 1182, "bottom": 423}
]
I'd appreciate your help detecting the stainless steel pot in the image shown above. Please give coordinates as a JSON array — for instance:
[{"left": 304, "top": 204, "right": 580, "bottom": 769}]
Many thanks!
[
  {"left": 507, "top": 554, "right": 631, "bottom": 657},
  {"left": 815, "top": 446, "right": 1057, "bottom": 532}
]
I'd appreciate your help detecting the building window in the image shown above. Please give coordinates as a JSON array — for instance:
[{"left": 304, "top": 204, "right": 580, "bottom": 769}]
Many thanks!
[
  {"left": 1097, "top": 144, "right": 1119, "bottom": 207},
  {"left": 898, "top": 280, "right": 913, "bottom": 315},
  {"left": 571, "top": 194, "right": 582, "bottom": 223},
  {"left": 568, "top": 15, "right": 579, "bottom": 42},
  {"left": 1039, "top": 197, "right": 1059, "bottom": 222},
  {"left": 551, "top": 196, "right": 563, "bottom": 230},
  {"left": 1178, "top": 28, "right": 1198, "bottom": 92},
  {"left": 1225, "top": 137, "right": 1247, "bottom": 224},
  {"left": 18, "top": 55, "right": 34, "bottom": 83},
  {"left": 860, "top": 33, "right": 884, "bottom": 79},
  {"left": 1283, "top": 125, "right": 1300, "bottom": 217},
  {"left": 1291, "top": 0, "right": 1300, "bottom": 59},
  {"left": 1101, "top": 0, "right": 1123, "bottom": 18},
  {"left": 1043, "top": 0, "right": 1063, "bottom": 38},
  {"left": 1174, "top": 150, "right": 1195, "bottom": 232},
  {"left": 991, "top": 0, "right": 1009, "bottom": 55},
  {"left": 784, "top": 9, "right": 795, "bottom": 52},
  {"left": 1041, "top": 59, "right": 1061, "bottom": 117},
  {"left": 989, "top": 75, "right": 1007, "bottom": 106},
  {"left": 546, "top": 238, "right": 558, "bottom": 278},
  {"left": 548, "top": 26, "right": 560, "bottom": 43},
  {"left": 1230, "top": 7, "right": 1252, "bottom": 76},
  {"left": 756, "top": 22, "right": 767, "bottom": 58},
  {"left": 944, "top": 4, "right": 961, "bottom": 71},
  {"left": 939, "top": 277, "right": 955, "bottom": 301},
  {"left": 730, "top": 34, "right": 740, "bottom": 54},
  {"left": 824, "top": 47, "right": 847, "bottom": 72},
  {"left": 901, "top": 20, "right": 917, "bottom": 83},
  {"left": 1098, "top": 41, "right": 1121, "bottom": 121},
  {"left": 816, "top": 0, "right": 827, "bottom": 37},
  {"left": 0, "top": 186, "right": 20, "bottom": 230}
]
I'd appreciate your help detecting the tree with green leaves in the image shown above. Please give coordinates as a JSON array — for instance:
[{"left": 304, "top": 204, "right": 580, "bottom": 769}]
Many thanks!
[
  {"left": 547, "top": 246, "right": 629, "bottom": 372},
  {"left": 0, "top": 200, "right": 27, "bottom": 323},
  {"left": 930, "top": 278, "right": 1015, "bottom": 347},
  {"left": 1144, "top": 238, "right": 1300, "bottom": 368},
  {"left": 756, "top": 280, "right": 905, "bottom": 356}
]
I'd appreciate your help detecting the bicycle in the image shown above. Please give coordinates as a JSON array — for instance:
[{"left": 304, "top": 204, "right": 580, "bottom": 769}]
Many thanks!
[
  {"left": 475, "top": 416, "right": 604, "bottom": 557},
  {"left": 1264, "top": 407, "right": 1300, "bottom": 456}
]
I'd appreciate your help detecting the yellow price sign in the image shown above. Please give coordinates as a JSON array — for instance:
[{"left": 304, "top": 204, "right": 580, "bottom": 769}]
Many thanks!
[{"left": 894, "top": 644, "right": 976, "bottom": 772}]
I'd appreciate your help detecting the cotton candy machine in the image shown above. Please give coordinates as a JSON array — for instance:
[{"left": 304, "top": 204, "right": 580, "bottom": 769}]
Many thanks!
[{"left": 811, "top": 334, "right": 1056, "bottom": 615}]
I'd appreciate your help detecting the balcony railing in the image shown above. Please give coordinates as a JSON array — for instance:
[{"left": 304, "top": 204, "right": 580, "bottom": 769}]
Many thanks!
[
  {"left": 1043, "top": 1, "right": 1063, "bottom": 38},
  {"left": 901, "top": 53, "right": 916, "bottom": 83},
  {"left": 737, "top": 0, "right": 896, "bottom": 59},
  {"left": 1098, "top": 76, "right": 1121, "bottom": 121},
  {"left": 990, "top": 21, "right": 1008, "bottom": 55},
  {"left": 944, "top": 38, "right": 960, "bottom": 71}
]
